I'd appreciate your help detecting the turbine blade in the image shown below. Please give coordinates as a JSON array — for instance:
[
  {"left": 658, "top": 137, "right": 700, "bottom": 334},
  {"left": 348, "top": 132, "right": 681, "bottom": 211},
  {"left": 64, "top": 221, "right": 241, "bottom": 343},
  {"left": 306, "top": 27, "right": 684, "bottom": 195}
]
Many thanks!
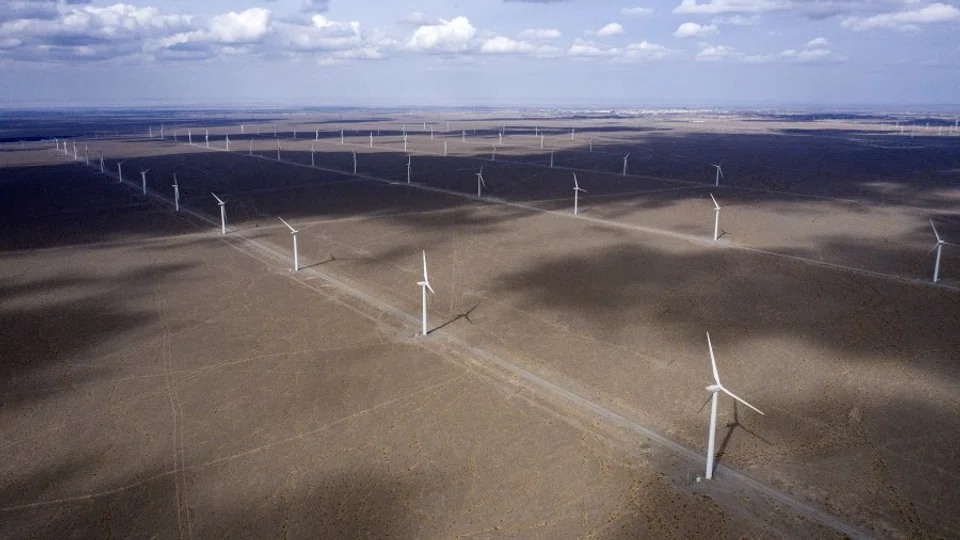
[
  {"left": 710, "top": 193, "right": 719, "bottom": 209},
  {"left": 927, "top": 243, "right": 940, "bottom": 256},
  {"left": 422, "top": 251, "right": 428, "bottom": 281},
  {"left": 706, "top": 332, "right": 721, "bottom": 385},
  {"left": 930, "top": 220, "right": 942, "bottom": 243},
  {"left": 426, "top": 282, "right": 435, "bottom": 295},
  {"left": 721, "top": 387, "right": 764, "bottom": 416},
  {"left": 211, "top": 192, "right": 224, "bottom": 204},
  {"left": 278, "top": 217, "right": 296, "bottom": 232}
]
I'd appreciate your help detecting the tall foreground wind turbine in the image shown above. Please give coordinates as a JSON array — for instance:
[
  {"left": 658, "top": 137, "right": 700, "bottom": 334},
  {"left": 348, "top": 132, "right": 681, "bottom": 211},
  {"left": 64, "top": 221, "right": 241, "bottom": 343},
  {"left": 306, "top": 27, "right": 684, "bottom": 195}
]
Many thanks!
[
  {"left": 703, "top": 332, "right": 764, "bottom": 480},
  {"left": 476, "top": 167, "right": 485, "bottom": 197},
  {"left": 712, "top": 163, "right": 724, "bottom": 187},
  {"left": 210, "top": 193, "right": 227, "bottom": 235},
  {"left": 710, "top": 194, "right": 722, "bottom": 242},
  {"left": 279, "top": 217, "right": 300, "bottom": 272},
  {"left": 929, "top": 219, "right": 958, "bottom": 283},
  {"left": 417, "top": 251, "right": 435, "bottom": 337},
  {"left": 407, "top": 155, "right": 412, "bottom": 184},
  {"left": 573, "top": 174, "right": 586, "bottom": 215},
  {"left": 172, "top": 173, "right": 180, "bottom": 212}
]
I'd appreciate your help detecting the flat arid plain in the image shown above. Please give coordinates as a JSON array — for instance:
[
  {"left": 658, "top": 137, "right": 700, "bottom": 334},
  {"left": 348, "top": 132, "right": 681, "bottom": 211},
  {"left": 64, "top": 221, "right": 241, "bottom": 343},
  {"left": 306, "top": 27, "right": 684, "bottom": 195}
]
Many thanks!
[{"left": 1, "top": 110, "right": 958, "bottom": 539}]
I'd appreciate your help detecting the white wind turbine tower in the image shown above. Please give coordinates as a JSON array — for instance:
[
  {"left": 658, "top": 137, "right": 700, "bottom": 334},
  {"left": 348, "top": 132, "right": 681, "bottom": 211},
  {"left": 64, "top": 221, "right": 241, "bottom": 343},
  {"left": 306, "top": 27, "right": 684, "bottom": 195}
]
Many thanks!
[
  {"left": 462, "top": 130, "right": 466, "bottom": 142},
  {"left": 476, "top": 167, "right": 485, "bottom": 197},
  {"left": 443, "top": 141, "right": 448, "bottom": 156},
  {"left": 550, "top": 150, "right": 554, "bottom": 168},
  {"left": 117, "top": 161, "right": 126, "bottom": 184},
  {"left": 341, "top": 129, "right": 345, "bottom": 144},
  {"left": 622, "top": 153, "right": 630, "bottom": 176},
  {"left": 140, "top": 169, "right": 149, "bottom": 195},
  {"left": 712, "top": 163, "right": 724, "bottom": 187},
  {"left": 205, "top": 129, "right": 210, "bottom": 148},
  {"left": 188, "top": 129, "right": 193, "bottom": 144},
  {"left": 491, "top": 144, "right": 496, "bottom": 161},
  {"left": 589, "top": 138, "right": 594, "bottom": 152},
  {"left": 571, "top": 128, "right": 575, "bottom": 140},
  {"left": 370, "top": 132, "right": 374, "bottom": 147},
  {"left": 702, "top": 332, "right": 764, "bottom": 480},
  {"left": 99, "top": 151, "right": 105, "bottom": 173},
  {"left": 248, "top": 139, "right": 253, "bottom": 155},
  {"left": 929, "top": 219, "right": 958, "bottom": 283},
  {"left": 241, "top": 124, "right": 245, "bottom": 134},
  {"left": 417, "top": 250, "right": 436, "bottom": 337},
  {"left": 174, "top": 130, "right": 178, "bottom": 142},
  {"left": 72, "top": 141, "right": 78, "bottom": 160},
  {"left": 212, "top": 193, "right": 227, "bottom": 235},
  {"left": 160, "top": 125, "right": 165, "bottom": 138},
  {"left": 403, "top": 133, "right": 408, "bottom": 152},
  {"left": 406, "top": 155, "right": 412, "bottom": 183},
  {"left": 279, "top": 217, "right": 300, "bottom": 272},
  {"left": 225, "top": 134, "right": 230, "bottom": 151},
  {"left": 352, "top": 151, "right": 357, "bottom": 175},
  {"left": 573, "top": 174, "right": 586, "bottom": 215},
  {"left": 276, "top": 139, "right": 281, "bottom": 161},
  {"left": 710, "top": 193, "right": 722, "bottom": 242},
  {"left": 315, "top": 128, "right": 319, "bottom": 141},
  {"left": 498, "top": 131, "right": 503, "bottom": 145},
  {"left": 311, "top": 142, "right": 316, "bottom": 166},
  {"left": 84, "top": 144, "right": 89, "bottom": 166},
  {"left": 149, "top": 126, "right": 153, "bottom": 138},
  {"left": 172, "top": 173, "right": 180, "bottom": 212}
]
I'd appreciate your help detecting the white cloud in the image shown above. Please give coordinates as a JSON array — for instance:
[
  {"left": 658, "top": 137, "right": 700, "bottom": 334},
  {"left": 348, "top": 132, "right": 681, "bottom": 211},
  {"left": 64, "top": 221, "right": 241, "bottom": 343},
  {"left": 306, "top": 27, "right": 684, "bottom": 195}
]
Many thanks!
[
  {"left": 276, "top": 14, "right": 362, "bottom": 51},
  {"left": 594, "top": 22, "right": 624, "bottom": 37},
  {"left": 841, "top": 3, "right": 960, "bottom": 31},
  {"left": 622, "top": 7, "right": 654, "bottom": 16},
  {"left": 806, "top": 36, "right": 829, "bottom": 47},
  {"left": 518, "top": 27, "right": 561, "bottom": 40},
  {"left": 674, "top": 22, "right": 718, "bottom": 37},
  {"left": 406, "top": 16, "right": 476, "bottom": 52},
  {"left": 618, "top": 41, "right": 669, "bottom": 62},
  {"left": 206, "top": 8, "right": 271, "bottom": 44},
  {"left": 481, "top": 36, "right": 534, "bottom": 53},
  {"left": 781, "top": 47, "right": 846, "bottom": 62},
  {"left": 695, "top": 43, "right": 738, "bottom": 60},
  {"left": 402, "top": 12, "right": 434, "bottom": 26},
  {"left": 567, "top": 38, "right": 619, "bottom": 57},
  {"left": 674, "top": 0, "right": 790, "bottom": 15}
]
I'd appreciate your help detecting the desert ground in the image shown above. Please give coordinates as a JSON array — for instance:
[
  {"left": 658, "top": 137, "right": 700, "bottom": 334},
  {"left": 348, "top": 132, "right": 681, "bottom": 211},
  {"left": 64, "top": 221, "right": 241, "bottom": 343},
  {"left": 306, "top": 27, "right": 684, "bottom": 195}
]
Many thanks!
[{"left": 2, "top": 110, "right": 959, "bottom": 539}]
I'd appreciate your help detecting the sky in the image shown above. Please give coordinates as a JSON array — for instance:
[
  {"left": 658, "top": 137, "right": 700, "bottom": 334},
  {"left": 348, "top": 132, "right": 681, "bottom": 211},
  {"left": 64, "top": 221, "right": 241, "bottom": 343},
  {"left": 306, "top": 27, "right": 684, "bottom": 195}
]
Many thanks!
[{"left": 0, "top": 0, "right": 957, "bottom": 108}]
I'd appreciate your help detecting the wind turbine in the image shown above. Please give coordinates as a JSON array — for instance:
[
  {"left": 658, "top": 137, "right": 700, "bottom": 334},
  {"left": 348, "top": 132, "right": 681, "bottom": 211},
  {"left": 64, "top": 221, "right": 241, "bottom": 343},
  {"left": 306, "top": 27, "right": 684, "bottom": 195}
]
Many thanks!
[
  {"left": 84, "top": 144, "right": 89, "bottom": 166},
  {"left": 702, "top": 332, "right": 764, "bottom": 480},
  {"left": 550, "top": 150, "right": 554, "bottom": 168},
  {"left": 149, "top": 126, "right": 153, "bottom": 138},
  {"left": 498, "top": 131, "right": 503, "bottom": 145},
  {"left": 491, "top": 145, "right": 496, "bottom": 161},
  {"left": 710, "top": 193, "right": 722, "bottom": 242},
  {"left": 225, "top": 134, "right": 230, "bottom": 151},
  {"left": 188, "top": 129, "right": 193, "bottom": 145},
  {"left": 406, "top": 154, "right": 412, "bottom": 184},
  {"left": 315, "top": 128, "right": 319, "bottom": 141},
  {"left": 311, "top": 142, "right": 316, "bottom": 166},
  {"left": 205, "top": 129, "right": 209, "bottom": 148},
  {"left": 417, "top": 251, "right": 435, "bottom": 337},
  {"left": 571, "top": 128, "right": 575, "bottom": 140},
  {"left": 929, "top": 219, "right": 958, "bottom": 283},
  {"left": 476, "top": 167, "right": 485, "bottom": 197},
  {"left": 276, "top": 139, "right": 281, "bottom": 161},
  {"left": 712, "top": 163, "right": 724, "bottom": 187},
  {"left": 140, "top": 169, "right": 149, "bottom": 195},
  {"left": 462, "top": 130, "right": 466, "bottom": 143},
  {"left": 622, "top": 153, "right": 630, "bottom": 176},
  {"left": 99, "top": 151, "right": 105, "bottom": 174},
  {"left": 117, "top": 161, "right": 126, "bottom": 184},
  {"left": 443, "top": 141, "right": 448, "bottom": 156},
  {"left": 589, "top": 138, "right": 594, "bottom": 152},
  {"left": 174, "top": 130, "right": 178, "bottom": 142},
  {"left": 241, "top": 124, "right": 245, "bottom": 134},
  {"left": 279, "top": 217, "right": 300, "bottom": 272},
  {"left": 160, "top": 125, "right": 165, "bottom": 138},
  {"left": 370, "top": 132, "right": 373, "bottom": 147},
  {"left": 172, "top": 173, "right": 180, "bottom": 212},
  {"left": 352, "top": 151, "right": 357, "bottom": 175},
  {"left": 403, "top": 133, "right": 408, "bottom": 152},
  {"left": 212, "top": 193, "right": 226, "bottom": 235},
  {"left": 72, "top": 141, "right": 77, "bottom": 161},
  {"left": 341, "top": 129, "right": 344, "bottom": 144},
  {"left": 573, "top": 174, "right": 587, "bottom": 215}
]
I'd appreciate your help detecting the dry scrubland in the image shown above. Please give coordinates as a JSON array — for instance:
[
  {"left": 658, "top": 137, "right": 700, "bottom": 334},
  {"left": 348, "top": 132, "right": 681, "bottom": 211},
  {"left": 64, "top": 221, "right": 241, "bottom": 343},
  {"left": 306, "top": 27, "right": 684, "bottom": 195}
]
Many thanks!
[{"left": 1, "top": 113, "right": 959, "bottom": 539}]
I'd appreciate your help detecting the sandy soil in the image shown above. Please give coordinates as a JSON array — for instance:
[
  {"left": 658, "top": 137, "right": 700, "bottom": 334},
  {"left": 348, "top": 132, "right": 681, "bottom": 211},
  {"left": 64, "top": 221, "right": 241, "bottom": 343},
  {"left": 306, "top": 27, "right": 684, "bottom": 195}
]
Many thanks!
[{"left": 2, "top": 114, "right": 959, "bottom": 539}]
